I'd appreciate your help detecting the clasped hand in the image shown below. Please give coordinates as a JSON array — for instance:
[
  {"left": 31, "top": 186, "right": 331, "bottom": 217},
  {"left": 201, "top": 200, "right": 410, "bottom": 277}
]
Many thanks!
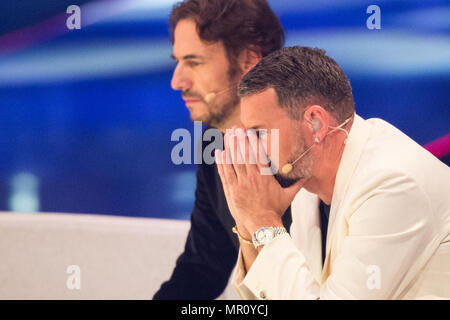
[{"left": 215, "top": 127, "right": 305, "bottom": 237}]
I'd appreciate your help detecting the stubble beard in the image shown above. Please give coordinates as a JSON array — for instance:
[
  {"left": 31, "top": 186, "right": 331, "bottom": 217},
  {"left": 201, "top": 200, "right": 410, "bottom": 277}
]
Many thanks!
[
  {"left": 203, "top": 88, "right": 240, "bottom": 128},
  {"left": 273, "top": 134, "right": 314, "bottom": 188},
  {"left": 202, "top": 61, "right": 242, "bottom": 128}
]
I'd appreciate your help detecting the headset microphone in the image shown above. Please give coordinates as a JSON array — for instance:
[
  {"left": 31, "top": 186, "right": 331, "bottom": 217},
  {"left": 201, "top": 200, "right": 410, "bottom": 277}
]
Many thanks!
[
  {"left": 280, "top": 116, "right": 353, "bottom": 175},
  {"left": 281, "top": 144, "right": 315, "bottom": 175},
  {"left": 204, "top": 92, "right": 217, "bottom": 104},
  {"left": 203, "top": 84, "right": 238, "bottom": 104}
]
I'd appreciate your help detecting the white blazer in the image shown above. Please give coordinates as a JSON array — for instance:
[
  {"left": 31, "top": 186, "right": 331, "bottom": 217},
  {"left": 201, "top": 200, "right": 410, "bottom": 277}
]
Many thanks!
[{"left": 233, "top": 114, "right": 450, "bottom": 299}]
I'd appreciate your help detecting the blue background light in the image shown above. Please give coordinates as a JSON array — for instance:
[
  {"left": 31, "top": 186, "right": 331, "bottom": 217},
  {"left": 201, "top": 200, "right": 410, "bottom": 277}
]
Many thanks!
[{"left": 0, "top": 0, "right": 448, "bottom": 219}]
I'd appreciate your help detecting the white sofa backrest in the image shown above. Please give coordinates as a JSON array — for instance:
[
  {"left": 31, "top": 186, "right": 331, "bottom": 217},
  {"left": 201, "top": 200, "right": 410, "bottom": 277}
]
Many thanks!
[{"left": 0, "top": 212, "right": 238, "bottom": 300}]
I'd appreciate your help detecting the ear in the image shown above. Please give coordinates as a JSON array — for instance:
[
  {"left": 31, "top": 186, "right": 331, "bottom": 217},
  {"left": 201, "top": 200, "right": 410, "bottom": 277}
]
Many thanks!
[
  {"left": 303, "top": 105, "right": 330, "bottom": 143},
  {"left": 237, "top": 46, "right": 262, "bottom": 75}
]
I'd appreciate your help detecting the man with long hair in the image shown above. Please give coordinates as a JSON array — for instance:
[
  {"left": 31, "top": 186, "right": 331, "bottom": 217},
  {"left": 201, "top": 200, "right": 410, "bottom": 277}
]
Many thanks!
[{"left": 154, "top": 0, "right": 286, "bottom": 299}]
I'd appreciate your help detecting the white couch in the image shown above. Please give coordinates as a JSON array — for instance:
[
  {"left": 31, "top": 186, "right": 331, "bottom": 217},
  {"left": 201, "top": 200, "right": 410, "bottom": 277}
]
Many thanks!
[{"left": 0, "top": 212, "right": 238, "bottom": 299}]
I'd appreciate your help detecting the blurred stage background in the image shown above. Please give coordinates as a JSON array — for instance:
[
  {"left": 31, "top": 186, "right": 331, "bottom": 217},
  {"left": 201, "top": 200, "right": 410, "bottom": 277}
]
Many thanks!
[{"left": 0, "top": 0, "right": 448, "bottom": 219}]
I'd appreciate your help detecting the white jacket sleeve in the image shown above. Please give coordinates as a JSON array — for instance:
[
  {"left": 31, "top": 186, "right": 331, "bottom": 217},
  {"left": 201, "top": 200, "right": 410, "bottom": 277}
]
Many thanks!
[{"left": 233, "top": 173, "right": 437, "bottom": 299}]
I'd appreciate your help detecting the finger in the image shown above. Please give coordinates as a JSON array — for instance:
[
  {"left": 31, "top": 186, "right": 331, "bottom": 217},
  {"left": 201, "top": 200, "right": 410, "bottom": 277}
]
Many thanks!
[
  {"left": 235, "top": 128, "right": 247, "bottom": 164},
  {"left": 247, "top": 128, "right": 271, "bottom": 170},
  {"left": 216, "top": 149, "right": 232, "bottom": 198},
  {"left": 215, "top": 149, "right": 224, "bottom": 180},
  {"left": 215, "top": 149, "right": 226, "bottom": 189},
  {"left": 223, "top": 136, "right": 238, "bottom": 185},
  {"left": 223, "top": 129, "right": 233, "bottom": 165},
  {"left": 215, "top": 148, "right": 223, "bottom": 165},
  {"left": 246, "top": 129, "right": 257, "bottom": 165},
  {"left": 235, "top": 127, "right": 251, "bottom": 174},
  {"left": 243, "top": 129, "right": 259, "bottom": 175},
  {"left": 227, "top": 130, "right": 246, "bottom": 179},
  {"left": 257, "top": 129, "right": 272, "bottom": 167}
]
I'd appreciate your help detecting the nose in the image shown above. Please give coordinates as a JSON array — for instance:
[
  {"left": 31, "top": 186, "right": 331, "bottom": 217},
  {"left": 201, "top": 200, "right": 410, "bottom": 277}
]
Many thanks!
[{"left": 171, "top": 63, "right": 192, "bottom": 92}]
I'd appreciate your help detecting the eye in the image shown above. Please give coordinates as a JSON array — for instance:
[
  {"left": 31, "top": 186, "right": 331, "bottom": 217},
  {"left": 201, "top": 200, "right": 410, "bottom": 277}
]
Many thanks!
[
  {"left": 187, "top": 60, "right": 201, "bottom": 67},
  {"left": 257, "top": 129, "right": 267, "bottom": 139}
]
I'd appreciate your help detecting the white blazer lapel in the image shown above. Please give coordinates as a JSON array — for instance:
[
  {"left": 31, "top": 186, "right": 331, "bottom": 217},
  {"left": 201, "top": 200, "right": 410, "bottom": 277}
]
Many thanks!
[{"left": 322, "top": 114, "right": 372, "bottom": 282}]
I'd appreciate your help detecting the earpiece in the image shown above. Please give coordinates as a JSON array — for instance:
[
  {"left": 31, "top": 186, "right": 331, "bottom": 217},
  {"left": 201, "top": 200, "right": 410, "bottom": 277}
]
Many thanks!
[{"left": 311, "top": 119, "right": 322, "bottom": 132}]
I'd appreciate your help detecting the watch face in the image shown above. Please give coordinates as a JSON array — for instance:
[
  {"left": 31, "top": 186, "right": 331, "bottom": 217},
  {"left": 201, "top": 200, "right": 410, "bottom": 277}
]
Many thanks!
[{"left": 256, "top": 228, "right": 273, "bottom": 243}]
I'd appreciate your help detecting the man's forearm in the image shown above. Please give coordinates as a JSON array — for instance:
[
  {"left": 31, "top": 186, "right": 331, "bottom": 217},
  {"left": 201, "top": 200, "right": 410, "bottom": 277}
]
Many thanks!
[{"left": 240, "top": 240, "right": 258, "bottom": 274}]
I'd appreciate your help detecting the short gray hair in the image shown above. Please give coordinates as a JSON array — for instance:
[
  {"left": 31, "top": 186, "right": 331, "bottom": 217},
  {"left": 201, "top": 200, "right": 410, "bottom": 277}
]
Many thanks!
[{"left": 238, "top": 46, "right": 355, "bottom": 122}]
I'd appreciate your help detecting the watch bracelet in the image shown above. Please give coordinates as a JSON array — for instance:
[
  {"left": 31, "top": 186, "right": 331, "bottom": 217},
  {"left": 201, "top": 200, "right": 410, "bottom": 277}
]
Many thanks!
[
  {"left": 273, "top": 226, "right": 287, "bottom": 237},
  {"left": 253, "top": 226, "right": 288, "bottom": 248}
]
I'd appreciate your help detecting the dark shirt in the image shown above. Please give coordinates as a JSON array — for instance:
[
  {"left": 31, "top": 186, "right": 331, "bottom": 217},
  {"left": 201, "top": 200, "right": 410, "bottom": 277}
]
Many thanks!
[
  {"left": 153, "top": 129, "right": 292, "bottom": 300},
  {"left": 319, "top": 201, "right": 331, "bottom": 266}
]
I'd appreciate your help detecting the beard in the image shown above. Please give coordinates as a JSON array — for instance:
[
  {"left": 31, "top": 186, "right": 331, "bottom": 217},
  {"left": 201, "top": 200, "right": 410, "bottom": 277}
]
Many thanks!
[
  {"left": 272, "top": 134, "right": 314, "bottom": 188},
  {"left": 184, "top": 92, "right": 239, "bottom": 127},
  {"left": 183, "top": 63, "right": 241, "bottom": 128},
  {"left": 274, "top": 172, "right": 301, "bottom": 188},
  {"left": 203, "top": 90, "right": 240, "bottom": 128}
]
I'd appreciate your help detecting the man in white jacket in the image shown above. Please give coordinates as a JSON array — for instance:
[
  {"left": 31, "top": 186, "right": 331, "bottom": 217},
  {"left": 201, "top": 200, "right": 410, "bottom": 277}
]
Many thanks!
[{"left": 214, "top": 46, "right": 450, "bottom": 299}]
